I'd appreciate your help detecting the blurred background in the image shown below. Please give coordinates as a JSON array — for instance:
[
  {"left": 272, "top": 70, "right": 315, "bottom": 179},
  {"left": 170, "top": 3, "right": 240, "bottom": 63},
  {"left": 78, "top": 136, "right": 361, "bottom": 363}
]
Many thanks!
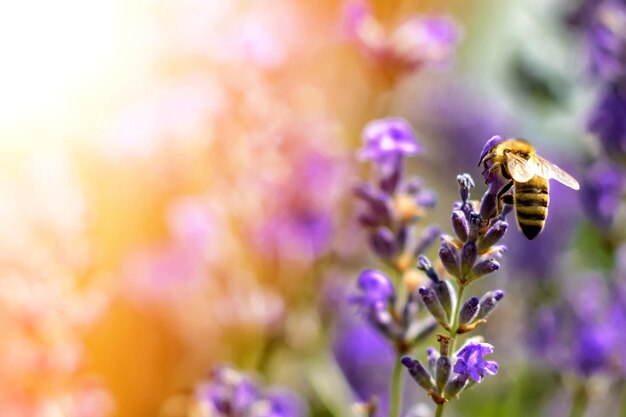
[{"left": 0, "top": 0, "right": 625, "bottom": 416}]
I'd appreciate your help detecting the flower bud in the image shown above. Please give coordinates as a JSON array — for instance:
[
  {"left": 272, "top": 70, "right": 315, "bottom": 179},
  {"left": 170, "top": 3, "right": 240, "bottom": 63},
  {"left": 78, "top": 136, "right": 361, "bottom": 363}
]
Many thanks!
[
  {"left": 458, "top": 296, "right": 480, "bottom": 327},
  {"left": 436, "top": 356, "right": 451, "bottom": 392},
  {"left": 478, "top": 177, "right": 508, "bottom": 221},
  {"left": 478, "top": 220, "right": 508, "bottom": 252},
  {"left": 419, "top": 287, "right": 449, "bottom": 328},
  {"left": 439, "top": 237, "right": 460, "bottom": 279},
  {"left": 401, "top": 356, "right": 435, "bottom": 391},
  {"left": 417, "top": 255, "right": 440, "bottom": 283},
  {"left": 402, "top": 290, "right": 420, "bottom": 327},
  {"left": 354, "top": 269, "right": 396, "bottom": 308},
  {"left": 369, "top": 227, "right": 398, "bottom": 261},
  {"left": 460, "top": 241, "right": 478, "bottom": 279},
  {"left": 468, "top": 213, "right": 483, "bottom": 242},
  {"left": 433, "top": 280, "right": 454, "bottom": 318},
  {"left": 444, "top": 374, "right": 469, "bottom": 399},
  {"left": 456, "top": 174, "right": 475, "bottom": 205},
  {"left": 353, "top": 183, "right": 393, "bottom": 225},
  {"left": 371, "top": 308, "right": 403, "bottom": 340},
  {"left": 469, "top": 259, "right": 500, "bottom": 281},
  {"left": 402, "top": 177, "right": 423, "bottom": 195},
  {"left": 417, "top": 190, "right": 437, "bottom": 208},
  {"left": 358, "top": 213, "right": 382, "bottom": 228},
  {"left": 476, "top": 290, "right": 504, "bottom": 320},
  {"left": 413, "top": 225, "right": 442, "bottom": 257},
  {"left": 396, "top": 226, "right": 409, "bottom": 253},
  {"left": 451, "top": 210, "right": 469, "bottom": 242},
  {"left": 379, "top": 158, "right": 402, "bottom": 194}
]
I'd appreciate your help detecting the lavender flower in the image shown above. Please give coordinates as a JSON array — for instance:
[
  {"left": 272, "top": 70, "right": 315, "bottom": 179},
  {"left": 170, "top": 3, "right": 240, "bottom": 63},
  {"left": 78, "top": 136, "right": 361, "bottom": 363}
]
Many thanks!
[
  {"left": 581, "top": 161, "right": 625, "bottom": 229},
  {"left": 436, "top": 172, "right": 508, "bottom": 286},
  {"left": 343, "top": 1, "right": 461, "bottom": 78},
  {"left": 529, "top": 275, "right": 626, "bottom": 379},
  {"left": 588, "top": 84, "right": 626, "bottom": 163},
  {"left": 354, "top": 118, "right": 440, "bottom": 273},
  {"left": 333, "top": 316, "right": 395, "bottom": 415},
  {"left": 589, "top": 1, "right": 626, "bottom": 82},
  {"left": 452, "top": 342, "right": 498, "bottom": 382},
  {"left": 402, "top": 138, "right": 510, "bottom": 410},
  {"left": 357, "top": 118, "right": 422, "bottom": 176},
  {"left": 195, "top": 366, "right": 306, "bottom": 417},
  {"left": 569, "top": 0, "right": 626, "bottom": 82},
  {"left": 350, "top": 269, "right": 437, "bottom": 352},
  {"left": 352, "top": 269, "right": 396, "bottom": 309}
]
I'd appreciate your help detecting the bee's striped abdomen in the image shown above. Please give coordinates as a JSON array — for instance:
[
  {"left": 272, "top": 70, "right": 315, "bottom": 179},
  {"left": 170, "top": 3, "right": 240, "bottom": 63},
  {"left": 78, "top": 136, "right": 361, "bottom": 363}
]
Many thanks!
[{"left": 514, "top": 177, "right": 549, "bottom": 240}]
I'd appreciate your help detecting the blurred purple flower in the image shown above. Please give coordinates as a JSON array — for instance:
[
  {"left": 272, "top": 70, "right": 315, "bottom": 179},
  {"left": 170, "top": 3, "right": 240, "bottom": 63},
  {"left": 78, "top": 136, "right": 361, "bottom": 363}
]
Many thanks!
[
  {"left": 581, "top": 161, "right": 625, "bottom": 229},
  {"left": 260, "top": 389, "right": 308, "bottom": 417},
  {"left": 588, "top": 1, "right": 626, "bottom": 82},
  {"left": 588, "top": 84, "right": 626, "bottom": 161},
  {"left": 343, "top": 0, "right": 461, "bottom": 76},
  {"left": 255, "top": 212, "right": 333, "bottom": 258},
  {"left": 195, "top": 366, "right": 306, "bottom": 417},
  {"left": 332, "top": 316, "right": 394, "bottom": 414},
  {"left": 453, "top": 342, "right": 498, "bottom": 382},
  {"left": 574, "top": 323, "right": 613, "bottom": 376},
  {"left": 529, "top": 276, "right": 626, "bottom": 377},
  {"left": 253, "top": 149, "right": 346, "bottom": 261},
  {"left": 569, "top": 0, "right": 626, "bottom": 82},
  {"left": 351, "top": 269, "right": 396, "bottom": 310},
  {"left": 357, "top": 118, "right": 422, "bottom": 176},
  {"left": 197, "top": 367, "right": 259, "bottom": 415}
]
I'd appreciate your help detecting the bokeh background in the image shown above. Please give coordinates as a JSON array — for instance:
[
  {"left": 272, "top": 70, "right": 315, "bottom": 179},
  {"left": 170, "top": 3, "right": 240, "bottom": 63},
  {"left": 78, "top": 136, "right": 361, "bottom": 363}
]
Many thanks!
[{"left": 1, "top": 0, "right": 625, "bottom": 416}]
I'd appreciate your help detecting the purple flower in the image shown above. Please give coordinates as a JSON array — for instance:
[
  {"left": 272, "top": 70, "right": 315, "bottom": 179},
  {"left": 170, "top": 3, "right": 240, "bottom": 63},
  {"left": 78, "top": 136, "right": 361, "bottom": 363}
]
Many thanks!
[
  {"left": 588, "top": 84, "right": 626, "bottom": 161},
  {"left": 587, "top": 0, "right": 626, "bottom": 82},
  {"left": 357, "top": 118, "right": 422, "bottom": 176},
  {"left": 581, "top": 161, "right": 625, "bottom": 228},
  {"left": 195, "top": 366, "right": 306, "bottom": 417},
  {"left": 262, "top": 389, "right": 308, "bottom": 417},
  {"left": 332, "top": 316, "right": 395, "bottom": 415},
  {"left": 529, "top": 276, "right": 626, "bottom": 378},
  {"left": 252, "top": 149, "right": 346, "bottom": 261},
  {"left": 574, "top": 323, "right": 613, "bottom": 376},
  {"left": 342, "top": 1, "right": 461, "bottom": 77},
  {"left": 352, "top": 269, "right": 395, "bottom": 309},
  {"left": 453, "top": 342, "right": 498, "bottom": 382},
  {"left": 388, "top": 16, "right": 460, "bottom": 70},
  {"left": 569, "top": 0, "right": 626, "bottom": 81},
  {"left": 196, "top": 367, "right": 260, "bottom": 415}
]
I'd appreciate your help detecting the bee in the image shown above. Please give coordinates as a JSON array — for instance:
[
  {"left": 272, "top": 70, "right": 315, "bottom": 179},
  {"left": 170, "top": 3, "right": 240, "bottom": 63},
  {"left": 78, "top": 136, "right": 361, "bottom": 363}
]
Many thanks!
[{"left": 479, "top": 138, "right": 580, "bottom": 240}]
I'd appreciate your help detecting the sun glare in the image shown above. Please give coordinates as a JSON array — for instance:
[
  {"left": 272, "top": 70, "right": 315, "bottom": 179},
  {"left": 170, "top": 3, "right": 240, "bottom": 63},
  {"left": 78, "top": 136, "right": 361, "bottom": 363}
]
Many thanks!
[{"left": 0, "top": 0, "right": 123, "bottom": 147}]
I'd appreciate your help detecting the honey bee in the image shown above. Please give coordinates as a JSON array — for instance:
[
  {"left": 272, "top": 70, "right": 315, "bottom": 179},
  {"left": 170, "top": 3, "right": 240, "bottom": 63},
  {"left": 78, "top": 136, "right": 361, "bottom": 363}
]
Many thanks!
[{"left": 479, "top": 138, "right": 580, "bottom": 240}]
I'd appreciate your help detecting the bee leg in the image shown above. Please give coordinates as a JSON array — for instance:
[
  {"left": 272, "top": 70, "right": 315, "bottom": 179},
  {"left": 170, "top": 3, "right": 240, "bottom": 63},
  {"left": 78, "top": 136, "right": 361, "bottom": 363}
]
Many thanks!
[{"left": 496, "top": 181, "right": 514, "bottom": 215}]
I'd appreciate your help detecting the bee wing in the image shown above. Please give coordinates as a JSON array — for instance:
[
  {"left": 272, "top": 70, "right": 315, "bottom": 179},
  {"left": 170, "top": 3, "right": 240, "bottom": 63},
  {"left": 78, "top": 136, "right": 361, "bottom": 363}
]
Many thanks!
[
  {"left": 533, "top": 155, "right": 580, "bottom": 190},
  {"left": 506, "top": 152, "right": 536, "bottom": 183}
]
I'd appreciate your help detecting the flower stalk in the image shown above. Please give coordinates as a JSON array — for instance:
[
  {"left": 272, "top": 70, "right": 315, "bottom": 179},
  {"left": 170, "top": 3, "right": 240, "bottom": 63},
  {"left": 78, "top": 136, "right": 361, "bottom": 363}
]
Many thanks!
[{"left": 389, "top": 353, "right": 404, "bottom": 417}]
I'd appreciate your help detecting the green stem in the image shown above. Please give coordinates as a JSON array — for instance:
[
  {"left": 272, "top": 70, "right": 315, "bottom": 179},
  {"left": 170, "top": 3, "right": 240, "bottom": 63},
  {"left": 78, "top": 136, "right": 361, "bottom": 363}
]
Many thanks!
[
  {"left": 448, "top": 285, "right": 466, "bottom": 356},
  {"left": 434, "top": 284, "right": 467, "bottom": 417},
  {"left": 620, "top": 380, "right": 626, "bottom": 417},
  {"left": 569, "top": 383, "right": 588, "bottom": 417},
  {"left": 389, "top": 353, "right": 403, "bottom": 417}
]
